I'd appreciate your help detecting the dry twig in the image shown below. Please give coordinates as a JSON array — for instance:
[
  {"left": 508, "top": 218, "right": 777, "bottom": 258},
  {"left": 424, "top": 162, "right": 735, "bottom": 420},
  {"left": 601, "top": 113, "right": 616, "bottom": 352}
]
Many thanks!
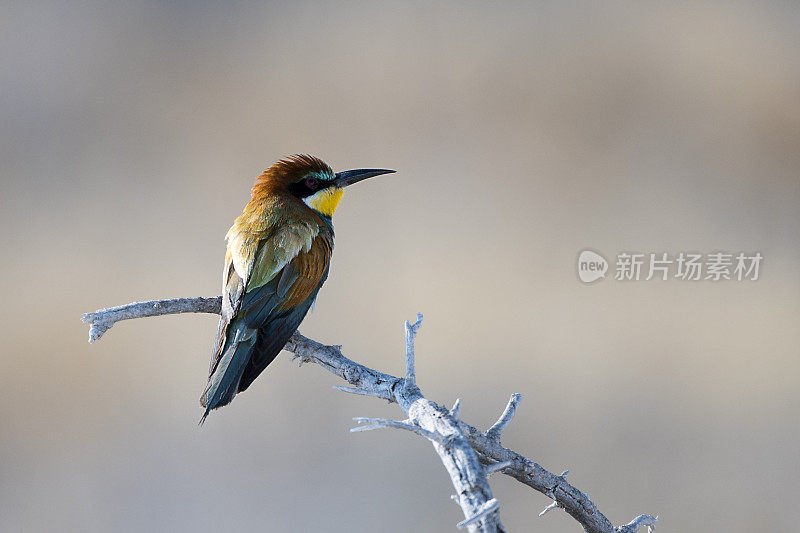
[{"left": 82, "top": 296, "right": 656, "bottom": 533}]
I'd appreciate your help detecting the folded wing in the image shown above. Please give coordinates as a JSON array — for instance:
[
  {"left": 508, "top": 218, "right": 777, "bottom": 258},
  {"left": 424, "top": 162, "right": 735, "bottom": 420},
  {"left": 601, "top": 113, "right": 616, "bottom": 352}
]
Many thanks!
[{"left": 201, "top": 221, "right": 332, "bottom": 419}]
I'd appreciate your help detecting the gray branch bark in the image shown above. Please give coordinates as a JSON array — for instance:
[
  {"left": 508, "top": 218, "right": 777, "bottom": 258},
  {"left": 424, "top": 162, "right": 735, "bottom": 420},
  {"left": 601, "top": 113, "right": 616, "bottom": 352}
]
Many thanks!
[{"left": 82, "top": 296, "right": 657, "bottom": 533}]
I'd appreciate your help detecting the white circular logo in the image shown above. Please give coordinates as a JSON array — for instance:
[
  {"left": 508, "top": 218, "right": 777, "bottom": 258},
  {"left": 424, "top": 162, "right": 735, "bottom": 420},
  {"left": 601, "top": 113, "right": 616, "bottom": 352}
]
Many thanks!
[{"left": 577, "top": 250, "right": 608, "bottom": 283}]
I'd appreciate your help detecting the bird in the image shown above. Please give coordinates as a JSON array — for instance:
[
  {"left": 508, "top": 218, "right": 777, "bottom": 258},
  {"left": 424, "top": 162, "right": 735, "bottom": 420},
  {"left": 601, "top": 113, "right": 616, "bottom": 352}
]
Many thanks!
[{"left": 199, "top": 154, "right": 394, "bottom": 422}]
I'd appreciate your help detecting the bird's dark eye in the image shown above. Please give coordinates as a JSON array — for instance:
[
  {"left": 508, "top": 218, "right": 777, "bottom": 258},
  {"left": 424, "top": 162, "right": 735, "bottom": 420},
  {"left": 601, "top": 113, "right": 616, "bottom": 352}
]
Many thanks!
[{"left": 288, "top": 175, "right": 325, "bottom": 199}]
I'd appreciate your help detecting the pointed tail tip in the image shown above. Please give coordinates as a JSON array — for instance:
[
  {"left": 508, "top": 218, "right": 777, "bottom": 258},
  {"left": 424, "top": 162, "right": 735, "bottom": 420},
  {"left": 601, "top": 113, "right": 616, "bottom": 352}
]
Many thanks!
[{"left": 198, "top": 386, "right": 212, "bottom": 426}]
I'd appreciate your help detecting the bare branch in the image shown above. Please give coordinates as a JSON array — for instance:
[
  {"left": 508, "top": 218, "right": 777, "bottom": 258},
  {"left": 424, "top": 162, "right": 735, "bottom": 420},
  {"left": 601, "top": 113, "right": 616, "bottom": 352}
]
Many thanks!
[
  {"left": 404, "top": 313, "right": 423, "bottom": 386},
  {"left": 81, "top": 297, "right": 222, "bottom": 343},
  {"left": 82, "top": 296, "right": 657, "bottom": 533},
  {"left": 392, "top": 315, "right": 502, "bottom": 532},
  {"left": 486, "top": 393, "right": 522, "bottom": 442}
]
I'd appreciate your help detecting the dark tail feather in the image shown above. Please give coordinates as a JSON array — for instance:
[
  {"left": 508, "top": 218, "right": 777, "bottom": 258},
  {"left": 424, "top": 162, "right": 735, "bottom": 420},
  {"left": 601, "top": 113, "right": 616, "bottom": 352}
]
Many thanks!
[{"left": 199, "top": 320, "right": 257, "bottom": 422}]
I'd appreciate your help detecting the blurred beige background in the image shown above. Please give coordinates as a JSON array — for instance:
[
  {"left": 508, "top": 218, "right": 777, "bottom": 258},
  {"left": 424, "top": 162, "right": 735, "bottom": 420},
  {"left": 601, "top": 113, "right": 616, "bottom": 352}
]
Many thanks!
[{"left": 2, "top": 1, "right": 799, "bottom": 531}]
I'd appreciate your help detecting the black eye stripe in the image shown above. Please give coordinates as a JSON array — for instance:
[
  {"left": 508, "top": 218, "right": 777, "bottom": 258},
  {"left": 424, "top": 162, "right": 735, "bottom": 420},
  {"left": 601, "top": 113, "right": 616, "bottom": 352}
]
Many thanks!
[{"left": 289, "top": 175, "right": 328, "bottom": 199}]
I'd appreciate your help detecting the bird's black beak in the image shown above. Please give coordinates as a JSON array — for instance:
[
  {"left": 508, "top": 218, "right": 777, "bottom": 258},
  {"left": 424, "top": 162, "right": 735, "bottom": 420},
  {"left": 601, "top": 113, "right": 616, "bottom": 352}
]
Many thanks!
[{"left": 333, "top": 168, "right": 395, "bottom": 188}]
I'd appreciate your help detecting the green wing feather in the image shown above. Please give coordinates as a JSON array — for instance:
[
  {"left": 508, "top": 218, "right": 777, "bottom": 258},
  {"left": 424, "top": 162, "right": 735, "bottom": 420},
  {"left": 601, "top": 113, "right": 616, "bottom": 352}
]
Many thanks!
[{"left": 201, "top": 221, "right": 332, "bottom": 419}]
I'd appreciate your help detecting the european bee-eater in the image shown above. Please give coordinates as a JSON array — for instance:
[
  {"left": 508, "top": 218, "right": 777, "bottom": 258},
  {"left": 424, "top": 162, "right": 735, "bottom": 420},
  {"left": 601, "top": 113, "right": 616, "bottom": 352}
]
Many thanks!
[{"left": 200, "top": 155, "right": 394, "bottom": 421}]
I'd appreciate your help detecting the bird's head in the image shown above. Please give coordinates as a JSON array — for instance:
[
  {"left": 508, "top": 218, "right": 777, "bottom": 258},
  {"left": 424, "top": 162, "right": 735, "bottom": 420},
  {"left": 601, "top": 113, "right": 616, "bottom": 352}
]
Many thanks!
[{"left": 255, "top": 155, "right": 395, "bottom": 218}]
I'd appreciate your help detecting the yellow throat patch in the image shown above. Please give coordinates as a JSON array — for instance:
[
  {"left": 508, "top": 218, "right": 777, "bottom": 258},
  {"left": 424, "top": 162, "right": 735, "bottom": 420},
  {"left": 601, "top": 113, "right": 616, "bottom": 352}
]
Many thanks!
[{"left": 304, "top": 187, "right": 343, "bottom": 217}]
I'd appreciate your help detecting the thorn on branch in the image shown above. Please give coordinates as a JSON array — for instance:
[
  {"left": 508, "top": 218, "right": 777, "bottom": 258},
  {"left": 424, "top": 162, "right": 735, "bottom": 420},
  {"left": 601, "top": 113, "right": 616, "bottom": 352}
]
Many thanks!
[
  {"left": 539, "top": 500, "right": 561, "bottom": 517},
  {"left": 350, "top": 417, "right": 445, "bottom": 445},
  {"left": 485, "top": 393, "right": 522, "bottom": 442},
  {"left": 404, "top": 313, "right": 423, "bottom": 386},
  {"left": 484, "top": 460, "right": 512, "bottom": 476},
  {"left": 456, "top": 498, "right": 500, "bottom": 529},
  {"left": 291, "top": 353, "right": 313, "bottom": 367},
  {"left": 617, "top": 514, "right": 658, "bottom": 533},
  {"left": 450, "top": 398, "right": 461, "bottom": 419},
  {"left": 332, "top": 385, "right": 377, "bottom": 397}
]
